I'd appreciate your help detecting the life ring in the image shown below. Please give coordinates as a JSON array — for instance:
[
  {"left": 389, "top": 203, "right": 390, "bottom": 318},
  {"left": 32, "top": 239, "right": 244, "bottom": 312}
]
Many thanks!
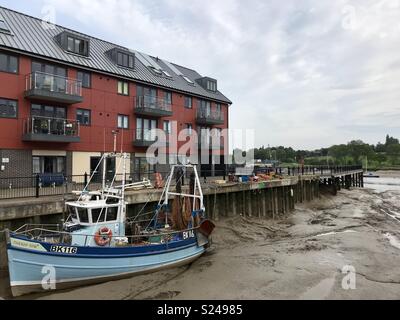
[{"left": 94, "top": 227, "right": 113, "bottom": 246}]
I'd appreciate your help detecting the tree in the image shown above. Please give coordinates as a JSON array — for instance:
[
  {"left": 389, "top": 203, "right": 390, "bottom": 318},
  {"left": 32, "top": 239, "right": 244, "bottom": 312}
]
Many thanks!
[{"left": 386, "top": 135, "right": 399, "bottom": 147}]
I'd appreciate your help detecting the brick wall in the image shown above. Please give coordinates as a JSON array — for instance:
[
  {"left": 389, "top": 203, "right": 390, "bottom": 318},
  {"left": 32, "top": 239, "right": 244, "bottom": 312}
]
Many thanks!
[{"left": 0, "top": 149, "right": 32, "bottom": 178}]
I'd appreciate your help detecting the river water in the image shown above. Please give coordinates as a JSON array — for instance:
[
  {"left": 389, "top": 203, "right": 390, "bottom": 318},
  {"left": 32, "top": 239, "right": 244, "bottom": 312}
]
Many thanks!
[{"left": 364, "top": 174, "right": 400, "bottom": 192}]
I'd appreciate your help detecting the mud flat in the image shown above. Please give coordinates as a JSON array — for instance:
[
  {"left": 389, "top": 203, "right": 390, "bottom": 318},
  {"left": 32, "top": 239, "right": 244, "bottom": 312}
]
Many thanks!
[{"left": 1, "top": 187, "right": 400, "bottom": 300}]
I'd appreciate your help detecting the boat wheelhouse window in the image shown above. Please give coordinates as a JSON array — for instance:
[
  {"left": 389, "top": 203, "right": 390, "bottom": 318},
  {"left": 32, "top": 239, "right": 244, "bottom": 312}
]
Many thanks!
[
  {"left": 67, "top": 206, "right": 77, "bottom": 220},
  {"left": 106, "top": 207, "right": 118, "bottom": 221},
  {"left": 92, "top": 208, "right": 106, "bottom": 223},
  {"left": 77, "top": 208, "right": 89, "bottom": 223},
  {"left": 106, "top": 197, "right": 119, "bottom": 204}
]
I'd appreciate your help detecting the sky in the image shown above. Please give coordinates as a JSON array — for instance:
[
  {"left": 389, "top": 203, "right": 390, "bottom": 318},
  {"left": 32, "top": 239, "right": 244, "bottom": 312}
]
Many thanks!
[{"left": 1, "top": 0, "right": 400, "bottom": 150}]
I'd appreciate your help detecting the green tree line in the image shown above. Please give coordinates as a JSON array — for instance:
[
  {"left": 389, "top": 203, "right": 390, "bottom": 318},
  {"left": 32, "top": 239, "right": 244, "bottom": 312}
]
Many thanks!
[{"left": 241, "top": 135, "right": 400, "bottom": 169}]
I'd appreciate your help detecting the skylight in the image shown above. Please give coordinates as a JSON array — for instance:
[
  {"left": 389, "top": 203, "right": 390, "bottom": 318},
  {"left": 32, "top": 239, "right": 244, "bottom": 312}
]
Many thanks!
[
  {"left": 0, "top": 15, "right": 10, "bottom": 33},
  {"left": 162, "top": 70, "right": 172, "bottom": 78},
  {"left": 149, "top": 66, "right": 163, "bottom": 75},
  {"left": 182, "top": 75, "right": 194, "bottom": 85}
]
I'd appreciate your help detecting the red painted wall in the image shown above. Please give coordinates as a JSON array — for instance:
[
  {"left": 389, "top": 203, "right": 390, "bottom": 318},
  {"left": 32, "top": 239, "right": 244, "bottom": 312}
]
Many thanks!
[{"left": 0, "top": 52, "right": 229, "bottom": 154}]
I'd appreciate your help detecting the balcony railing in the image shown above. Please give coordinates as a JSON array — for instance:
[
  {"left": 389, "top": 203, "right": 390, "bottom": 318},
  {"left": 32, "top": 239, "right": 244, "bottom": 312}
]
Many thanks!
[
  {"left": 25, "top": 72, "right": 83, "bottom": 104},
  {"left": 196, "top": 109, "right": 224, "bottom": 125},
  {"left": 23, "top": 116, "right": 80, "bottom": 143},
  {"left": 133, "top": 128, "right": 157, "bottom": 147},
  {"left": 134, "top": 95, "right": 173, "bottom": 117}
]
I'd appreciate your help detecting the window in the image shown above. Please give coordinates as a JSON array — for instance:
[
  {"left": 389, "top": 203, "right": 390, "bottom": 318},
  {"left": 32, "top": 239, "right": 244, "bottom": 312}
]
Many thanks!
[
  {"left": 118, "top": 81, "right": 129, "bottom": 95},
  {"left": 136, "top": 85, "right": 157, "bottom": 108},
  {"left": 0, "top": 98, "right": 17, "bottom": 119},
  {"left": 31, "top": 104, "right": 66, "bottom": 119},
  {"left": 32, "top": 61, "right": 67, "bottom": 77},
  {"left": 137, "top": 85, "right": 156, "bottom": 99},
  {"left": 117, "top": 51, "right": 134, "bottom": 69},
  {"left": 67, "top": 206, "right": 78, "bottom": 220},
  {"left": 149, "top": 66, "right": 163, "bottom": 76},
  {"left": 207, "top": 80, "right": 217, "bottom": 92},
  {"left": 182, "top": 75, "right": 194, "bottom": 85},
  {"left": 0, "top": 53, "right": 18, "bottom": 73},
  {"left": 0, "top": 16, "right": 10, "bottom": 33},
  {"left": 77, "top": 71, "right": 91, "bottom": 88},
  {"left": 66, "top": 36, "right": 89, "bottom": 56},
  {"left": 118, "top": 114, "right": 129, "bottom": 129},
  {"left": 106, "top": 207, "right": 118, "bottom": 221},
  {"left": 136, "top": 118, "right": 157, "bottom": 141},
  {"left": 164, "top": 91, "right": 172, "bottom": 105},
  {"left": 216, "top": 103, "right": 221, "bottom": 116},
  {"left": 133, "top": 157, "right": 155, "bottom": 181},
  {"left": 184, "top": 96, "right": 192, "bottom": 109},
  {"left": 32, "top": 156, "right": 66, "bottom": 174},
  {"left": 92, "top": 208, "right": 106, "bottom": 223},
  {"left": 186, "top": 123, "right": 193, "bottom": 135},
  {"left": 198, "top": 100, "right": 211, "bottom": 117},
  {"left": 77, "top": 208, "right": 89, "bottom": 223},
  {"left": 77, "top": 109, "right": 91, "bottom": 126},
  {"left": 162, "top": 70, "right": 172, "bottom": 78},
  {"left": 163, "top": 120, "right": 171, "bottom": 134}
]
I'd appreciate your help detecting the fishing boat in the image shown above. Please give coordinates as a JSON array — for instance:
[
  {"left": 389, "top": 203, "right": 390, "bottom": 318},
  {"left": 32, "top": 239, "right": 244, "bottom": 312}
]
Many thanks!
[{"left": 5, "top": 153, "right": 214, "bottom": 297}]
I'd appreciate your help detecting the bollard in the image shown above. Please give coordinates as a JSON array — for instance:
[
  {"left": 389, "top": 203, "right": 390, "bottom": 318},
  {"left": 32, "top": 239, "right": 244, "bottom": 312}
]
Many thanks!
[{"left": 35, "top": 174, "right": 40, "bottom": 198}]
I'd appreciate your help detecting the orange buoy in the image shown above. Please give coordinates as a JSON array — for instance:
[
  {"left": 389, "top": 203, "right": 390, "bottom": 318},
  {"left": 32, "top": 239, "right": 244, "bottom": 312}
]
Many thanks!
[{"left": 94, "top": 227, "right": 113, "bottom": 246}]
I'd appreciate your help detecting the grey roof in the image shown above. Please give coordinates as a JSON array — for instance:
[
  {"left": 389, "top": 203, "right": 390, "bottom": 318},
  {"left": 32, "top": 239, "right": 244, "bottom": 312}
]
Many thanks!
[{"left": 0, "top": 6, "right": 232, "bottom": 104}]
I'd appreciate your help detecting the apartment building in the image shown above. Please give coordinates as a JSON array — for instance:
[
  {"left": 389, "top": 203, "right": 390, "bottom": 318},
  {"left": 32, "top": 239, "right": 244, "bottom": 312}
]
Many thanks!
[{"left": 0, "top": 7, "right": 231, "bottom": 180}]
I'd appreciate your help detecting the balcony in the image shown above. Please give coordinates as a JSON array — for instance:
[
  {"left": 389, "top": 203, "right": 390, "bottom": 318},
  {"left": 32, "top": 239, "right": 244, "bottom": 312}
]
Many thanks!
[
  {"left": 25, "top": 72, "right": 83, "bottom": 104},
  {"left": 196, "top": 109, "right": 224, "bottom": 125},
  {"left": 23, "top": 117, "right": 80, "bottom": 143},
  {"left": 134, "top": 95, "right": 173, "bottom": 117},
  {"left": 132, "top": 128, "right": 157, "bottom": 147}
]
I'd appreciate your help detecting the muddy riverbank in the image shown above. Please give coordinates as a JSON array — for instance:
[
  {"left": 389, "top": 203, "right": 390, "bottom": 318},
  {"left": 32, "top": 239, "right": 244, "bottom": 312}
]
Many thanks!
[{"left": 1, "top": 186, "right": 400, "bottom": 300}]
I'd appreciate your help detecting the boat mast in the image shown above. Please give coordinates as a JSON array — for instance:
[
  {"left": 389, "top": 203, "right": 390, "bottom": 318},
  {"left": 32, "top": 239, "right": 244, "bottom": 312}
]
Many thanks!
[{"left": 101, "top": 153, "right": 107, "bottom": 200}]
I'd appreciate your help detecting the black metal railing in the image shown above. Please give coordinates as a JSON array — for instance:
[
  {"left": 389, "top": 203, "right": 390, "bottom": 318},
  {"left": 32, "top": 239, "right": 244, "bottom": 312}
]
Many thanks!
[
  {"left": 249, "top": 165, "right": 363, "bottom": 177},
  {"left": 0, "top": 165, "right": 363, "bottom": 200}
]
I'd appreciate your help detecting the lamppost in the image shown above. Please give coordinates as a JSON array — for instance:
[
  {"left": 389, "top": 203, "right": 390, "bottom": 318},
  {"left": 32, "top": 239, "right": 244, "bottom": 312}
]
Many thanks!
[{"left": 112, "top": 130, "right": 119, "bottom": 153}]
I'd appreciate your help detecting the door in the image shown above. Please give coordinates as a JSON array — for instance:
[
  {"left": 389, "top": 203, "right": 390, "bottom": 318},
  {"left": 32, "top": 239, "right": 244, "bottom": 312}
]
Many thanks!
[
  {"left": 106, "top": 158, "right": 116, "bottom": 182},
  {"left": 90, "top": 157, "right": 102, "bottom": 183}
]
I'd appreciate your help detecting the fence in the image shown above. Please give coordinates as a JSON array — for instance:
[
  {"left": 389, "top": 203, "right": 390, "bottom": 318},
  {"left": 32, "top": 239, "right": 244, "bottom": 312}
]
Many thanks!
[{"left": 0, "top": 165, "right": 363, "bottom": 200}]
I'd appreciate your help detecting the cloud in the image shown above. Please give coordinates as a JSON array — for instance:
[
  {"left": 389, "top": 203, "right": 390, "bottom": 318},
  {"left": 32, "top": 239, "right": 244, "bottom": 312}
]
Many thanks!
[{"left": 3, "top": 0, "right": 400, "bottom": 150}]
